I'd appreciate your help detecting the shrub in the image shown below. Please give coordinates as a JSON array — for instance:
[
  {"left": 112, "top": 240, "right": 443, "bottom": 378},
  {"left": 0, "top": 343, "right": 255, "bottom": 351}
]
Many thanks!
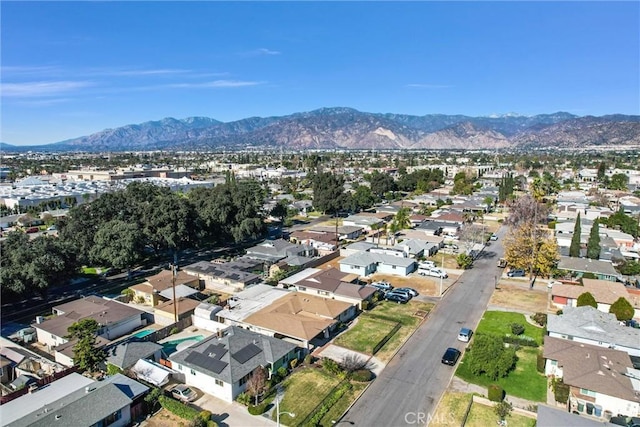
[
  {"left": 536, "top": 351, "right": 546, "bottom": 373},
  {"left": 361, "top": 300, "right": 370, "bottom": 310},
  {"left": 556, "top": 309, "right": 563, "bottom": 315},
  {"left": 236, "top": 392, "right": 251, "bottom": 406},
  {"left": 304, "top": 354, "right": 313, "bottom": 365},
  {"left": 307, "top": 382, "right": 353, "bottom": 426},
  {"left": 158, "top": 395, "right": 199, "bottom": 420},
  {"left": 199, "top": 410, "right": 212, "bottom": 422},
  {"left": 531, "top": 312, "right": 547, "bottom": 327},
  {"left": 106, "top": 363, "right": 123, "bottom": 376},
  {"left": 169, "top": 327, "right": 180, "bottom": 335},
  {"left": 290, "top": 358, "right": 298, "bottom": 370},
  {"left": 351, "top": 369, "right": 374, "bottom": 382},
  {"left": 488, "top": 384, "right": 504, "bottom": 402},
  {"left": 277, "top": 366, "right": 287, "bottom": 379},
  {"left": 503, "top": 334, "right": 538, "bottom": 348},
  {"left": 247, "top": 403, "right": 268, "bottom": 415},
  {"left": 551, "top": 378, "right": 570, "bottom": 404},
  {"left": 322, "top": 357, "right": 343, "bottom": 375},
  {"left": 510, "top": 323, "right": 525, "bottom": 335}
]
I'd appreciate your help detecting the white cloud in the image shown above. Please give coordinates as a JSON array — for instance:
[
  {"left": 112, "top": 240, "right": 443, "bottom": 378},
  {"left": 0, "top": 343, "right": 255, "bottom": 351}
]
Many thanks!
[
  {"left": 165, "top": 80, "right": 264, "bottom": 88},
  {"left": 1, "top": 81, "right": 94, "bottom": 97},
  {"left": 15, "top": 98, "right": 73, "bottom": 107},
  {"left": 103, "top": 68, "right": 192, "bottom": 77},
  {"left": 406, "top": 83, "right": 452, "bottom": 89},
  {"left": 240, "top": 48, "right": 282, "bottom": 56}
]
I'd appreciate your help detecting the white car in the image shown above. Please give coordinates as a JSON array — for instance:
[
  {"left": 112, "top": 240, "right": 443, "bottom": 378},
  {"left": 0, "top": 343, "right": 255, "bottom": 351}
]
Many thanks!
[
  {"left": 419, "top": 268, "right": 448, "bottom": 279},
  {"left": 418, "top": 261, "right": 436, "bottom": 269}
]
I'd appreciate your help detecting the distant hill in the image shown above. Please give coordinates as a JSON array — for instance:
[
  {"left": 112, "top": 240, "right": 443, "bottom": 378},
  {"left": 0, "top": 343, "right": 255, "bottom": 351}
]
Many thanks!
[{"left": 9, "top": 108, "right": 640, "bottom": 152}]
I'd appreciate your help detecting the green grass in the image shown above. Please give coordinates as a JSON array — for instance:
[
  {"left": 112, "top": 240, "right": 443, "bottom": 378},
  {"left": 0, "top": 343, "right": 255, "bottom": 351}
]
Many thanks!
[
  {"left": 430, "top": 391, "right": 471, "bottom": 426},
  {"left": 81, "top": 266, "right": 101, "bottom": 275},
  {"left": 466, "top": 402, "right": 536, "bottom": 427},
  {"left": 333, "top": 317, "right": 397, "bottom": 354},
  {"left": 475, "top": 311, "right": 544, "bottom": 344},
  {"left": 456, "top": 347, "right": 547, "bottom": 402},
  {"left": 274, "top": 368, "right": 341, "bottom": 427}
]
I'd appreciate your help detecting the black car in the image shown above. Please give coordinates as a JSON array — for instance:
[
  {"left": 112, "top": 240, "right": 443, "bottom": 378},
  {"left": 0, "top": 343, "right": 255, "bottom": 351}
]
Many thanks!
[
  {"left": 385, "top": 293, "right": 409, "bottom": 304},
  {"left": 441, "top": 347, "right": 461, "bottom": 366}
]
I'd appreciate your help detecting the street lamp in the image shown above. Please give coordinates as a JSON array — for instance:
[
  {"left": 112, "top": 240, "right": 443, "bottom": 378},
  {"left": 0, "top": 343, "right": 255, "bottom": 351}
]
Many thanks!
[
  {"left": 276, "top": 386, "right": 295, "bottom": 427},
  {"left": 332, "top": 421, "right": 355, "bottom": 425}
]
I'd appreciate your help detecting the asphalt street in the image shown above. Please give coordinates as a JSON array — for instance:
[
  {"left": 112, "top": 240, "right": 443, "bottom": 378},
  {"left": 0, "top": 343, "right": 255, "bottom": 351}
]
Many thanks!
[{"left": 341, "top": 227, "right": 507, "bottom": 427}]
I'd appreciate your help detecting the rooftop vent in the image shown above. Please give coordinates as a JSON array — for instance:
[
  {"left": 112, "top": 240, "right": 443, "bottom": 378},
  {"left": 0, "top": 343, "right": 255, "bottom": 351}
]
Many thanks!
[
  {"left": 85, "top": 386, "right": 97, "bottom": 393},
  {"left": 55, "top": 415, "right": 62, "bottom": 420}
]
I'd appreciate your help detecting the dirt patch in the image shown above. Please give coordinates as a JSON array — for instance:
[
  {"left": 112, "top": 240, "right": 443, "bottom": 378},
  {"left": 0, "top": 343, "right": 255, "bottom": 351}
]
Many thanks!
[
  {"left": 144, "top": 409, "right": 190, "bottom": 427},
  {"left": 369, "top": 272, "right": 458, "bottom": 297},
  {"left": 489, "top": 284, "right": 549, "bottom": 313}
]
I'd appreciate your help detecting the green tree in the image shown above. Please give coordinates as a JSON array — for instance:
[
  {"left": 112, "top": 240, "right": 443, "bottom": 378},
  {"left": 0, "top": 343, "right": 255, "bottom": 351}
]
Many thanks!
[
  {"left": 66, "top": 318, "right": 106, "bottom": 371},
  {"left": 609, "top": 297, "right": 634, "bottom": 321},
  {"left": 608, "top": 173, "right": 629, "bottom": 190},
  {"left": 351, "top": 184, "right": 377, "bottom": 211},
  {"left": 368, "top": 171, "right": 397, "bottom": 199},
  {"left": 456, "top": 253, "right": 473, "bottom": 269},
  {"left": 586, "top": 219, "right": 601, "bottom": 260},
  {"left": 602, "top": 208, "right": 639, "bottom": 238},
  {"left": 311, "top": 171, "right": 347, "bottom": 214},
  {"left": 269, "top": 200, "right": 290, "bottom": 223},
  {"left": 618, "top": 261, "right": 640, "bottom": 276},
  {"left": 91, "top": 220, "right": 145, "bottom": 274},
  {"left": 597, "top": 162, "right": 606, "bottom": 181},
  {"left": 467, "top": 334, "right": 517, "bottom": 381},
  {"left": 569, "top": 213, "right": 582, "bottom": 257},
  {"left": 576, "top": 292, "right": 597, "bottom": 308}
]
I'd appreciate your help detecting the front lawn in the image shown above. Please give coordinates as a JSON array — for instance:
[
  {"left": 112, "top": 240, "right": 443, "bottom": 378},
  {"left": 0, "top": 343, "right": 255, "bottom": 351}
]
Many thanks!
[
  {"left": 333, "top": 317, "right": 397, "bottom": 354},
  {"left": 430, "top": 391, "right": 470, "bottom": 425},
  {"left": 456, "top": 345, "right": 547, "bottom": 402},
  {"left": 318, "top": 381, "right": 367, "bottom": 427},
  {"left": 466, "top": 402, "right": 536, "bottom": 427},
  {"left": 334, "top": 300, "right": 432, "bottom": 362},
  {"left": 274, "top": 368, "right": 341, "bottom": 426},
  {"left": 475, "top": 311, "right": 544, "bottom": 344}
]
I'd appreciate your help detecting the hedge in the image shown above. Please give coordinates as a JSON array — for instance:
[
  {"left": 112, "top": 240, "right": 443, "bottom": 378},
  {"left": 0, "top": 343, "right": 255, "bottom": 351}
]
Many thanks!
[
  {"left": 305, "top": 381, "right": 353, "bottom": 426},
  {"left": 158, "top": 395, "right": 199, "bottom": 420},
  {"left": 503, "top": 334, "right": 538, "bottom": 348},
  {"left": 488, "top": 384, "right": 504, "bottom": 402},
  {"left": 351, "top": 369, "right": 374, "bottom": 382},
  {"left": 248, "top": 402, "right": 269, "bottom": 415}
]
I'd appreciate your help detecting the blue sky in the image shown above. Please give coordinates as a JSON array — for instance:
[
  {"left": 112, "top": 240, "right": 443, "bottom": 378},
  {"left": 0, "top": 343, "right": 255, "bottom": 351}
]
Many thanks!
[{"left": 1, "top": 1, "right": 639, "bottom": 146}]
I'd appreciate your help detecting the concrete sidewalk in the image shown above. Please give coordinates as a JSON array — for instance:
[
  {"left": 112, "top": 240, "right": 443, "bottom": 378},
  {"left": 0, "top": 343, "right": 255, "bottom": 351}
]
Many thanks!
[{"left": 317, "top": 343, "right": 385, "bottom": 376}]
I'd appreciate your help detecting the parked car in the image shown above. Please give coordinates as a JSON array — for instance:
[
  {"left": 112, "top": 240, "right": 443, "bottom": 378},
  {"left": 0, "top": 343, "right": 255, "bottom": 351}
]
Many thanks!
[
  {"left": 419, "top": 268, "right": 448, "bottom": 279},
  {"left": 385, "top": 293, "right": 409, "bottom": 304},
  {"left": 490, "top": 234, "right": 498, "bottom": 241},
  {"left": 441, "top": 348, "right": 461, "bottom": 366},
  {"left": 395, "top": 287, "right": 419, "bottom": 297},
  {"left": 25, "top": 227, "right": 39, "bottom": 234},
  {"left": 171, "top": 384, "right": 198, "bottom": 402},
  {"left": 458, "top": 327, "right": 473, "bottom": 343},
  {"left": 418, "top": 261, "right": 436, "bottom": 269},
  {"left": 497, "top": 258, "right": 507, "bottom": 268},
  {"left": 370, "top": 282, "right": 393, "bottom": 292},
  {"left": 507, "top": 269, "right": 526, "bottom": 277},
  {"left": 386, "top": 289, "right": 413, "bottom": 300}
]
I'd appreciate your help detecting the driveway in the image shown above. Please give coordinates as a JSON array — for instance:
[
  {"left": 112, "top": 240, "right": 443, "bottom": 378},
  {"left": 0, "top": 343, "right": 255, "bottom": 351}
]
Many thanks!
[{"left": 195, "top": 394, "right": 276, "bottom": 427}]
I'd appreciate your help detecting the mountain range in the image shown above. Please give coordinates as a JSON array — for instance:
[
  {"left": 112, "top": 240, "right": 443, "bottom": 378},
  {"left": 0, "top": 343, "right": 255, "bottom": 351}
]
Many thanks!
[{"left": 4, "top": 107, "right": 640, "bottom": 152}]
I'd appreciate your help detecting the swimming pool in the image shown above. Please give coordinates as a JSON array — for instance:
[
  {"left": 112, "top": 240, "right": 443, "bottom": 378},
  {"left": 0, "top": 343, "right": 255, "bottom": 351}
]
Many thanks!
[
  {"left": 132, "top": 329, "right": 155, "bottom": 339},
  {"left": 162, "top": 335, "right": 204, "bottom": 355}
]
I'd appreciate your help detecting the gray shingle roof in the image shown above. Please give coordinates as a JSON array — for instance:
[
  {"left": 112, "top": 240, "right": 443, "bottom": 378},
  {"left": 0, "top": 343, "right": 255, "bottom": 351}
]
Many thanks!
[
  {"left": 169, "top": 326, "right": 296, "bottom": 384},
  {"left": 547, "top": 306, "right": 640, "bottom": 350},
  {"left": 7, "top": 374, "right": 148, "bottom": 427},
  {"left": 105, "top": 340, "right": 163, "bottom": 369},
  {"left": 557, "top": 256, "right": 620, "bottom": 277}
]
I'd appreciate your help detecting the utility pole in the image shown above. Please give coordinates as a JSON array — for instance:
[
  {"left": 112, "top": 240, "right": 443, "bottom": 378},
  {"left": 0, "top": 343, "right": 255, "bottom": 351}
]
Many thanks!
[
  {"left": 440, "top": 253, "right": 444, "bottom": 297},
  {"left": 170, "top": 263, "right": 178, "bottom": 323}
]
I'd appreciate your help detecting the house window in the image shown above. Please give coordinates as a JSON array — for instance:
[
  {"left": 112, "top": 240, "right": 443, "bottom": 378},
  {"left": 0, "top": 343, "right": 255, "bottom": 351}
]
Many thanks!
[
  {"left": 239, "top": 373, "right": 251, "bottom": 386},
  {"left": 550, "top": 360, "right": 557, "bottom": 366},
  {"left": 215, "top": 379, "right": 223, "bottom": 387},
  {"left": 299, "top": 286, "right": 306, "bottom": 291},
  {"left": 580, "top": 388, "right": 596, "bottom": 397},
  {"left": 392, "top": 265, "right": 396, "bottom": 269},
  {"left": 103, "top": 409, "right": 121, "bottom": 426},
  {"left": 190, "top": 369, "right": 196, "bottom": 376}
]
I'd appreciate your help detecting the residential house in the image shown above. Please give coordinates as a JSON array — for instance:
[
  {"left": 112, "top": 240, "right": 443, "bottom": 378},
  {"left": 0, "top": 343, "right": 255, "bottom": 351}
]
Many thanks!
[
  {"left": 213, "top": 284, "right": 291, "bottom": 329},
  {"left": 339, "top": 251, "right": 416, "bottom": 277},
  {"left": 130, "top": 269, "right": 201, "bottom": 306},
  {"left": 536, "top": 405, "right": 609, "bottom": 427},
  {"left": 547, "top": 306, "right": 640, "bottom": 357},
  {"left": 104, "top": 340, "right": 164, "bottom": 371},
  {"left": 342, "top": 214, "right": 386, "bottom": 232},
  {"left": 289, "top": 230, "right": 338, "bottom": 254},
  {"left": 551, "top": 278, "right": 634, "bottom": 313},
  {"left": 244, "top": 239, "right": 315, "bottom": 264},
  {"left": 182, "top": 260, "right": 262, "bottom": 293},
  {"left": 393, "top": 239, "right": 439, "bottom": 258},
  {"left": 557, "top": 257, "right": 621, "bottom": 282},
  {"left": 242, "top": 293, "right": 354, "bottom": 350},
  {"left": 3, "top": 373, "right": 149, "bottom": 427},
  {"left": 283, "top": 267, "right": 377, "bottom": 309},
  {"left": 310, "top": 224, "right": 364, "bottom": 241},
  {"left": 543, "top": 336, "right": 640, "bottom": 419},
  {"left": 340, "top": 241, "right": 378, "bottom": 258},
  {"left": 33, "top": 296, "right": 145, "bottom": 351},
  {"left": 169, "top": 326, "right": 297, "bottom": 403},
  {"left": 154, "top": 297, "right": 202, "bottom": 325}
]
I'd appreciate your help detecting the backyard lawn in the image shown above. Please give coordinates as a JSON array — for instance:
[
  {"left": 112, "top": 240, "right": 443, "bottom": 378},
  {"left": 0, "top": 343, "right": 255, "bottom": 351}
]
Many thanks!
[
  {"left": 333, "top": 300, "right": 432, "bottom": 362},
  {"left": 274, "top": 368, "right": 342, "bottom": 427},
  {"left": 455, "top": 311, "right": 547, "bottom": 402}
]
